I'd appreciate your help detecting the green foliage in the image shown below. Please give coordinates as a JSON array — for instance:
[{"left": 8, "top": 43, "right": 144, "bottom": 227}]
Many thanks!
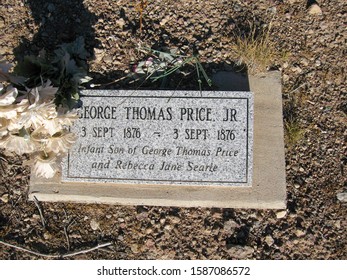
[
  {"left": 15, "top": 37, "right": 91, "bottom": 109},
  {"left": 133, "top": 47, "right": 212, "bottom": 91}
]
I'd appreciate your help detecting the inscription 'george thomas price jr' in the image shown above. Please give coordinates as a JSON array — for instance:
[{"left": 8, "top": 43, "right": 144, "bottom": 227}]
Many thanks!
[{"left": 62, "top": 90, "right": 253, "bottom": 187}]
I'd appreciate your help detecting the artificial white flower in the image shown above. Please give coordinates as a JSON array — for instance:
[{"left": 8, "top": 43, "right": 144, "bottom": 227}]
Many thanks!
[
  {"left": 26, "top": 80, "right": 58, "bottom": 105},
  {"left": 0, "top": 89, "right": 28, "bottom": 120},
  {"left": 46, "top": 131, "right": 77, "bottom": 154},
  {"left": 0, "top": 132, "right": 37, "bottom": 154},
  {"left": 31, "top": 127, "right": 77, "bottom": 154},
  {"left": 42, "top": 108, "right": 78, "bottom": 135},
  {"left": 0, "top": 118, "right": 9, "bottom": 138},
  {"left": 16, "top": 101, "right": 57, "bottom": 130},
  {"left": 31, "top": 151, "right": 60, "bottom": 179},
  {"left": 0, "top": 87, "right": 18, "bottom": 106}
]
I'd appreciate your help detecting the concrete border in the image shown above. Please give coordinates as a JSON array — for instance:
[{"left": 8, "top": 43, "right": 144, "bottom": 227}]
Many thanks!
[{"left": 29, "top": 71, "right": 286, "bottom": 209}]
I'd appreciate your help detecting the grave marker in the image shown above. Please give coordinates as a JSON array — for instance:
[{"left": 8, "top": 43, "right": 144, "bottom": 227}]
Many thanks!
[
  {"left": 62, "top": 90, "right": 253, "bottom": 186},
  {"left": 29, "top": 71, "right": 287, "bottom": 208}
]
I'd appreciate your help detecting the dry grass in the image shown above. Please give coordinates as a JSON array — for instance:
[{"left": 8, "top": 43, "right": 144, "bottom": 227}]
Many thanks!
[
  {"left": 284, "top": 120, "right": 304, "bottom": 147},
  {"left": 231, "top": 21, "right": 286, "bottom": 74}
]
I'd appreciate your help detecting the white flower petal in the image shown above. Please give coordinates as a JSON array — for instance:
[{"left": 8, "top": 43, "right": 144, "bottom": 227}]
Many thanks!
[
  {"left": 45, "top": 131, "right": 77, "bottom": 154},
  {"left": 0, "top": 87, "right": 18, "bottom": 106},
  {"left": 31, "top": 152, "right": 60, "bottom": 179},
  {"left": 0, "top": 133, "right": 37, "bottom": 155},
  {"left": 17, "top": 101, "right": 57, "bottom": 130},
  {"left": 0, "top": 105, "right": 19, "bottom": 119},
  {"left": 0, "top": 118, "right": 9, "bottom": 138}
]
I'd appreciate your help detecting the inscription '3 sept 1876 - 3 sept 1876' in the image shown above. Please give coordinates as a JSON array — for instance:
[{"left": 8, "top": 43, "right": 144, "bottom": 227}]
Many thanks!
[{"left": 62, "top": 91, "right": 253, "bottom": 187}]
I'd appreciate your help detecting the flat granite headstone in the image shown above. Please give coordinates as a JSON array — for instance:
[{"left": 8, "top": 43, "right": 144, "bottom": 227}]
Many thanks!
[
  {"left": 62, "top": 90, "right": 253, "bottom": 186},
  {"left": 29, "top": 71, "right": 286, "bottom": 209}
]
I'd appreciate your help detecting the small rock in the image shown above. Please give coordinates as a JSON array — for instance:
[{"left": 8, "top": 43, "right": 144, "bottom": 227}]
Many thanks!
[
  {"left": 130, "top": 244, "right": 140, "bottom": 254},
  {"left": 160, "top": 16, "right": 170, "bottom": 26},
  {"left": 117, "top": 235, "right": 125, "bottom": 242},
  {"left": 164, "top": 224, "right": 172, "bottom": 231},
  {"left": 116, "top": 18, "right": 126, "bottom": 29},
  {"left": 308, "top": 4, "right": 322, "bottom": 16},
  {"left": 103, "top": 55, "right": 113, "bottom": 64},
  {"left": 337, "top": 192, "right": 347, "bottom": 202},
  {"left": 0, "top": 194, "right": 9, "bottom": 203},
  {"left": 334, "top": 220, "right": 341, "bottom": 229},
  {"left": 227, "top": 245, "right": 254, "bottom": 259},
  {"left": 170, "top": 216, "right": 181, "bottom": 224},
  {"left": 276, "top": 210, "right": 287, "bottom": 219},
  {"left": 145, "top": 239, "right": 155, "bottom": 248},
  {"left": 283, "top": 74, "right": 289, "bottom": 83},
  {"left": 301, "top": 58, "right": 309, "bottom": 67},
  {"left": 295, "top": 229, "right": 306, "bottom": 237},
  {"left": 223, "top": 220, "right": 239, "bottom": 231},
  {"left": 32, "top": 214, "right": 40, "bottom": 220},
  {"left": 43, "top": 232, "right": 52, "bottom": 240},
  {"left": 265, "top": 235, "right": 274, "bottom": 246},
  {"left": 90, "top": 219, "right": 100, "bottom": 231},
  {"left": 145, "top": 228, "right": 153, "bottom": 234}
]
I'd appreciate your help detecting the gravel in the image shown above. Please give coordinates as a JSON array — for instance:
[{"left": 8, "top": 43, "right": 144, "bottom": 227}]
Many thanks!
[{"left": 0, "top": 0, "right": 346, "bottom": 259}]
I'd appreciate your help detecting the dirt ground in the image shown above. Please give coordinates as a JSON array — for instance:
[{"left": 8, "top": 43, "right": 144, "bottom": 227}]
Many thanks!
[{"left": 0, "top": 0, "right": 346, "bottom": 259}]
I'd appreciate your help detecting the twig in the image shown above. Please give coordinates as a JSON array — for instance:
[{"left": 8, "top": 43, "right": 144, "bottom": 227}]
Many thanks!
[
  {"left": 0, "top": 156, "right": 8, "bottom": 163},
  {"left": 33, "top": 196, "right": 46, "bottom": 229},
  {"left": 63, "top": 226, "right": 71, "bottom": 251},
  {"left": 287, "top": 82, "right": 307, "bottom": 95},
  {"left": 0, "top": 240, "right": 113, "bottom": 258}
]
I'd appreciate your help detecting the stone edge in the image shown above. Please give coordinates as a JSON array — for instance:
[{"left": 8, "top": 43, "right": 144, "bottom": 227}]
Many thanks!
[{"left": 29, "top": 71, "right": 286, "bottom": 209}]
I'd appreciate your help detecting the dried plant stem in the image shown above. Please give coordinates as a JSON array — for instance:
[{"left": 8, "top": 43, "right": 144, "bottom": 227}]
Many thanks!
[
  {"left": 33, "top": 196, "right": 46, "bottom": 229},
  {"left": 0, "top": 240, "right": 113, "bottom": 259},
  {"left": 64, "top": 226, "right": 71, "bottom": 251}
]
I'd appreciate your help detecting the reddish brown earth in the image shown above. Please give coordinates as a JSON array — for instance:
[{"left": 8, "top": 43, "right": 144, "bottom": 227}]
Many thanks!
[{"left": 0, "top": 0, "right": 346, "bottom": 259}]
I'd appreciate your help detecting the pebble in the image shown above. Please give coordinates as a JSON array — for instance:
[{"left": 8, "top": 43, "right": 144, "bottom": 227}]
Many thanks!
[
  {"left": 308, "top": 4, "right": 322, "bottom": 16},
  {"left": 282, "top": 74, "right": 289, "bottom": 83},
  {"left": 0, "top": 194, "right": 9, "bottom": 203},
  {"left": 130, "top": 244, "right": 140, "bottom": 254},
  {"left": 336, "top": 192, "right": 347, "bottom": 202},
  {"left": 145, "top": 228, "right": 153, "bottom": 234},
  {"left": 116, "top": 18, "right": 126, "bottom": 29},
  {"left": 265, "top": 235, "right": 274, "bottom": 246},
  {"left": 103, "top": 55, "right": 113, "bottom": 64},
  {"left": 43, "top": 232, "right": 52, "bottom": 240},
  {"left": 227, "top": 245, "right": 254, "bottom": 259},
  {"left": 223, "top": 220, "right": 239, "bottom": 231},
  {"left": 295, "top": 230, "right": 306, "bottom": 237},
  {"left": 276, "top": 210, "right": 287, "bottom": 219},
  {"left": 301, "top": 58, "right": 309, "bottom": 67},
  {"left": 90, "top": 219, "right": 100, "bottom": 231}
]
